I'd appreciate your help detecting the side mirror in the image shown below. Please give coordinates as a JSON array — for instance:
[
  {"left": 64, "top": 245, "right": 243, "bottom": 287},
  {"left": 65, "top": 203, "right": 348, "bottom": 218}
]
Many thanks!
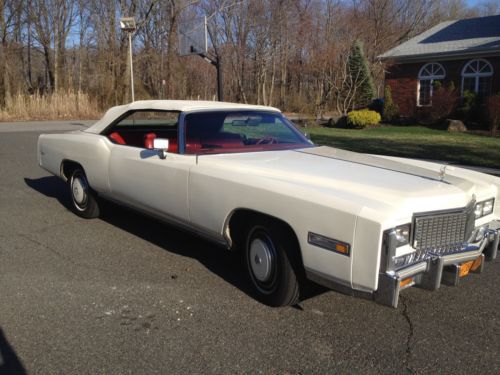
[{"left": 153, "top": 138, "right": 169, "bottom": 159}]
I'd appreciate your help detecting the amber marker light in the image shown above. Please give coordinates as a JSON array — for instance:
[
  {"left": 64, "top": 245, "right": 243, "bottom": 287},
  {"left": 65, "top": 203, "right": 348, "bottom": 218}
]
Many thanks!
[
  {"left": 307, "top": 232, "right": 351, "bottom": 257},
  {"left": 335, "top": 243, "right": 349, "bottom": 255},
  {"left": 400, "top": 277, "right": 413, "bottom": 288}
]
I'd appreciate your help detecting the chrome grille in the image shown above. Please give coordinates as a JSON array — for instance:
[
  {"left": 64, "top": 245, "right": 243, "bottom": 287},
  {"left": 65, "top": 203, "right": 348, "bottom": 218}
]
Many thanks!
[{"left": 412, "top": 202, "right": 475, "bottom": 256}]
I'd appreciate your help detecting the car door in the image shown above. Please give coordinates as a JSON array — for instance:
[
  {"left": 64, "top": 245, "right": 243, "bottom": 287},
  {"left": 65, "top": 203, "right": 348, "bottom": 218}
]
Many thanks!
[{"left": 106, "top": 110, "right": 194, "bottom": 222}]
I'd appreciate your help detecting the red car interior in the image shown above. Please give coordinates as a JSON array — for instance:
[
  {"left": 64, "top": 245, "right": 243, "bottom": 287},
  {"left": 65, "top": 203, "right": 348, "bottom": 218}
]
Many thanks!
[
  {"left": 185, "top": 132, "right": 244, "bottom": 153},
  {"left": 108, "top": 130, "right": 178, "bottom": 153},
  {"left": 109, "top": 132, "right": 126, "bottom": 145}
]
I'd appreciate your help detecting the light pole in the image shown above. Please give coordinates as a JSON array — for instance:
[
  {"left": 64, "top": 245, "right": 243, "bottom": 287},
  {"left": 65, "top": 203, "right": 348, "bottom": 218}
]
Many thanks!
[{"left": 120, "top": 17, "right": 137, "bottom": 102}]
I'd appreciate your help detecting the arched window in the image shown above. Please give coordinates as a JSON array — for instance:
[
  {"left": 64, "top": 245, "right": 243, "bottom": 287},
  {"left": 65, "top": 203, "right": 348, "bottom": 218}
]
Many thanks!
[
  {"left": 461, "top": 59, "right": 493, "bottom": 98},
  {"left": 417, "top": 63, "right": 446, "bottom": 106}
]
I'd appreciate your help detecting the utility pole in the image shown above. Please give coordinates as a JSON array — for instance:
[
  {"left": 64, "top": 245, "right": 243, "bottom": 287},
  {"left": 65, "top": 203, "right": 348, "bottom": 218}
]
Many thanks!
[{"left": 120, "top": 17, "right": 137, "bottom": 102}]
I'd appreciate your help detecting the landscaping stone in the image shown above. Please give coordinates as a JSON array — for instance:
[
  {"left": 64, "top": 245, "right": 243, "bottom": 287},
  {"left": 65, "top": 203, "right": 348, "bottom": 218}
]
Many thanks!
[{"left": 446, "top": 119, "right": 467, "bottom": 132}]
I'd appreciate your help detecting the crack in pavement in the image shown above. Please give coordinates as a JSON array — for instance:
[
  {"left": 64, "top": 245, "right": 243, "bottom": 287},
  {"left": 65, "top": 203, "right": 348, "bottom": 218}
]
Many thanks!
[
  {"left": 17, "top": 232, "right": 112, "bottom": 274},
  {"left": 400, "top": 295, "right": 415, "bottom": 374}
]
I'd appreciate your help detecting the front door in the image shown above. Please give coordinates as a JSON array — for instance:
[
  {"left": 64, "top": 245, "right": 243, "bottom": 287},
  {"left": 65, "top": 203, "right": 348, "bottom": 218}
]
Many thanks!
[
  {"left": 108, "top": 144, "right": 194, "bottom": 222},
  {"left": 104, "top": 109, "right": 194, "bottom": 222}
]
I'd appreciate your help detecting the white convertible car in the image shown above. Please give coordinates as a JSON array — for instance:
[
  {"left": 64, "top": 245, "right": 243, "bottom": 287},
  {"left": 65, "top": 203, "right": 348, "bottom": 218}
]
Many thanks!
[{"left": 38, "top": 100, "right": 500, "bottom": 307}]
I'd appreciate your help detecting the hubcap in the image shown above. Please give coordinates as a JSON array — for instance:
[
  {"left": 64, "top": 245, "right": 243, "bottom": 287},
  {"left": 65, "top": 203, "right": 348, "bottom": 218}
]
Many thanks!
[
  {"left": 71, "top": 174, "right": 88, "bottom": 210},
  {"left": 249, "top": 238, "right": 274, "bottom": 282}
]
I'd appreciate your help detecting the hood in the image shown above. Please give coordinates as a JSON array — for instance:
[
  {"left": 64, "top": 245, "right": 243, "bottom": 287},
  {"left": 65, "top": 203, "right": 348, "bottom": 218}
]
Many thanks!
[{"left": 199, "top": 146, "right": 498, "bottom": 223}]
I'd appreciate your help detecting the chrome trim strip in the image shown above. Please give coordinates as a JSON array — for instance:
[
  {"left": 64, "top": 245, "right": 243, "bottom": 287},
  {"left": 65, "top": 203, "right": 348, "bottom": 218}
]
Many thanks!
[
  {"left": 393, "top": 262, "right": 428, "bottom": 279},
  {"left": 98, "top": 193, "right": 229, "bottom": 248},
  {"left": 305, "top": 268, "right": 373, "bottom": 300}
]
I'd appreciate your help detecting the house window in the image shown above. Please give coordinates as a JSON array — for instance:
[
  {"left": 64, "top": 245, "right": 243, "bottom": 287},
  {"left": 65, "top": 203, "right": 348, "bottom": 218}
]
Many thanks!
[
  {"left": 461, "top": 59, "right": 493, "bottom": 99},
  {"left": 417, "top": 63, "right": 445, "bottom": 106}
]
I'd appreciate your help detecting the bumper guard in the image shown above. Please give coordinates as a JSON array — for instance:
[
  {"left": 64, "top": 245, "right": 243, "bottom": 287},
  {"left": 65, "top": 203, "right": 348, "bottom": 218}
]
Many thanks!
[{"left": 374, "top": 221, "right": 499, "bottom": 308}]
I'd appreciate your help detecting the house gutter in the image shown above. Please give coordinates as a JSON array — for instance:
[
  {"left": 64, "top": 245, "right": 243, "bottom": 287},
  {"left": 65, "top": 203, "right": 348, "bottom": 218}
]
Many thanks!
[{"left": 378, "top": 48, "right": 500, "bottom": 64}]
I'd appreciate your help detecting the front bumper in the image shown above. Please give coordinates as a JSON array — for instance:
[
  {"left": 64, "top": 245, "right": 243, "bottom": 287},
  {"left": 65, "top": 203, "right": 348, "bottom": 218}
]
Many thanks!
[{"left": 374, "top": 220, "right": 500, "bottom": 308}]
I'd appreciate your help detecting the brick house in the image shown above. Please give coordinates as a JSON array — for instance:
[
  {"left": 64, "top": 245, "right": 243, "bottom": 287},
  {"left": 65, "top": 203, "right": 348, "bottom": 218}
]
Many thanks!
[{"left": 379, "top": 15, "right": 500, "bottom": 118}]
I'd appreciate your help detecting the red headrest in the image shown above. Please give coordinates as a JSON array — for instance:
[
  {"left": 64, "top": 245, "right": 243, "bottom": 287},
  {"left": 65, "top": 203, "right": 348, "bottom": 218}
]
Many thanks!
[
  {"left": 109, "top": 132, "right": 126, "bottom": 145},
  {"left": 144, "top": 133, "right": 157, "bottom": 149}
]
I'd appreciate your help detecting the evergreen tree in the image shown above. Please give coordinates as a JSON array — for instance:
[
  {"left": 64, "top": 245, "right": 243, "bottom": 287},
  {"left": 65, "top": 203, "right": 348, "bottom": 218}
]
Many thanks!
[
  {"left": 383, "top": 85, "right": 399, "bottom": 122},
  {"left": 347, "top": 40, "right": 376, "bottom": 109}
]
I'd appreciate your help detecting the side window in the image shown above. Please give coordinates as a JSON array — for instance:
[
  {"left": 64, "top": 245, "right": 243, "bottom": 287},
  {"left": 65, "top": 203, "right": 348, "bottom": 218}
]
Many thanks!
[
  {"left": 115, "top": 111, "right": 178, "bottom": 128},
  {"left": 106, "top": 110, "right": 179, "bottom": 152}
]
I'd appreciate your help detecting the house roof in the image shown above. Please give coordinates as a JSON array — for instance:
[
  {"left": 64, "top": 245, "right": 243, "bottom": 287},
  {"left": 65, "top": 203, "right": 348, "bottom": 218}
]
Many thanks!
[{"left": 378, "top": 14, "right": 500, "bottom": 62}]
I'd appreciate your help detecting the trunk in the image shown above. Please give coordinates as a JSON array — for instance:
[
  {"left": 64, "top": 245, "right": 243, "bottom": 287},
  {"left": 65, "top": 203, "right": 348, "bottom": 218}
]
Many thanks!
[
  {"left": 43, "top": 46, "right": 55, "bottom": 93},
  {"left": 0, "top": 0, "right": 6, "bottom": 107},
  {"left": 54, "top": 32, "right": 59, "bottom": 92},
  {"left": 27, "top": 21, "right": 33, "bottom": 90}
]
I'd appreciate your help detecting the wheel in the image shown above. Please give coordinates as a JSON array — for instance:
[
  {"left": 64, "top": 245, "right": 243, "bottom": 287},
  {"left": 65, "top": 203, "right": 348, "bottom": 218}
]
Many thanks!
[
  {"left": 244, "top": 219, "right": 301, "bottom": 307},
  {"left": 68, "top": 168, "right": 100, "bottom": 219}
]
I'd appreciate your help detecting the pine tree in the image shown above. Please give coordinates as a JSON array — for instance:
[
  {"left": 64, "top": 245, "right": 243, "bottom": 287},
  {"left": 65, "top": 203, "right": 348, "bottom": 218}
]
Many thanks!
[
  {"left": 347, "top": 40, "right": 376, "bottom": 109},
  {"left": 383, "top": 85, "right": 399, "bottom": 122}
]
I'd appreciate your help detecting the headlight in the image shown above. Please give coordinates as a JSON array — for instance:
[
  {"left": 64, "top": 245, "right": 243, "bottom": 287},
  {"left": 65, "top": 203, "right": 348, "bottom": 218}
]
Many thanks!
[
  {"left": 474, "top": 202, "right": 483, "bottom": 218},
  {"left": 395, "top": 224, "right": 410, "bottom": 247},
  {"left": 475, "top": 198, "right": 494, "bottom": 218},
  {"left": 482, "top": 199, "right": 494, "bottom": 216},
  {"left": 382, "top": 224, "right": 413, "bottom": 272}
]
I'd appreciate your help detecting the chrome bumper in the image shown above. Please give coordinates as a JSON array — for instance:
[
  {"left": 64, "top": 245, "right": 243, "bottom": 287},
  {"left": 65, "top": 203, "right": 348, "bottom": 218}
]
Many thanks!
[{"left": 374, "top": 221, "right": 499, "bottom": 308}]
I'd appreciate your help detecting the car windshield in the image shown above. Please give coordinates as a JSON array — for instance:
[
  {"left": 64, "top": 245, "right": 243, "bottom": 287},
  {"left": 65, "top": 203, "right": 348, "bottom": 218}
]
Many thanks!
[{"left": 184, "top": 111, "right": 311, "bottom": 154}]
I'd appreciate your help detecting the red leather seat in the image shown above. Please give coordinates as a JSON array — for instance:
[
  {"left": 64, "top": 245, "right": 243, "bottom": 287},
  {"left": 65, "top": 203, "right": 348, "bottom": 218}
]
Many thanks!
[
  {"left": 109, "top": 132, "right": 126, "bottom": 145},
  {"left": 144, "top": 132, "right": 156, "bottom": 149},
  {"left": 186, "top": 132, "right": 243, "bottom": 153},
  {"left": 168, "top": 138, "right": 178, "bottom": 153},
  {"left": 144, "top": 132, "right": 178, "bottom": 153}
]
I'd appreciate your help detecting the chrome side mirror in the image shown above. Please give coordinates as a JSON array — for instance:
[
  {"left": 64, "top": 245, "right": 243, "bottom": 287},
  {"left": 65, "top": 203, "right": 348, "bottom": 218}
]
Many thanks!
[{"left": 153, "top": 138, "right": 169, "bottom": 159}]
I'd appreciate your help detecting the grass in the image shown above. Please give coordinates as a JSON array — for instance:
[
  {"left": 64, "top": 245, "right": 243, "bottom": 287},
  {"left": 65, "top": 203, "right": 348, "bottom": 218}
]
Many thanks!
[
  {"left": 305, "top": 125, "right": 500, "bottom": 169},
  {"left": 0, "top": 91, "right": 101, "bottom": 121}
]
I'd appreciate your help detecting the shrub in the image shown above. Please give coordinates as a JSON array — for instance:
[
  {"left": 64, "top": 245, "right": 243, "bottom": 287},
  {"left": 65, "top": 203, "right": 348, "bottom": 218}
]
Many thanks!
[
  {"left": 456, "top": 90, "right": 478, "bottom": 120},
  {"left": 347, "top": 109, "right": 381, "bottom": 128},
  {"left": 382, "top": 85, "right": 399, "bottom": 122},
  {"left": 429, "top": 81, "right": 457, "bottom": 122},
  {"left": 0, "top": 91, "right": 101, "bottom": 121},
  {"left": 417, "top": 81, "right": 457, "bottom": 124},
  {"left": 486, "top": 93, "right": 500, "bottom": 136}
]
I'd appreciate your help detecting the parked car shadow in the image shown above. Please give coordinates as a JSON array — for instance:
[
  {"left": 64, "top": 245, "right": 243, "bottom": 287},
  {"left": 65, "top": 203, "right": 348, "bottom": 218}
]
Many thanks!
[
  {"left": 24, "top": 176, "right": 327, "bottom": 305},
  {"left": 0, "top": 328, "right": 27, "bottom": 375},
  {"left": 24, "top": 176, "right": 71, "bottom": 210}
]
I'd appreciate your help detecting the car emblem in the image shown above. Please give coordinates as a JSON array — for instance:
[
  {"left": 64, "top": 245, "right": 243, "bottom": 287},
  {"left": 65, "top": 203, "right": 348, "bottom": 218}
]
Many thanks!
[{"left": 439, "top": 165, "right": 447, "bottom": 181}]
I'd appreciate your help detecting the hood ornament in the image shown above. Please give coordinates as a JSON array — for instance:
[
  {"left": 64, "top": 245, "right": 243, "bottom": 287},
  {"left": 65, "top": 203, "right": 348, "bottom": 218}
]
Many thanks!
[{"left": 439, "top": 165, "right": 448, "bottom": 181}]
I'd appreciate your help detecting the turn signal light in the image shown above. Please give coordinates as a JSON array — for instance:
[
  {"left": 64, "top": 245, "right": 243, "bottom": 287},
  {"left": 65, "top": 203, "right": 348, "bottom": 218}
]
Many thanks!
[
  {"left": 307, "top": 232, "right": 351, "bottom": 256},
  {"left": 335, "top": 243, "right": 349, "bottom": 254},
  {"left": 400, "top": 277, "right": 413, "bottom": 288}
]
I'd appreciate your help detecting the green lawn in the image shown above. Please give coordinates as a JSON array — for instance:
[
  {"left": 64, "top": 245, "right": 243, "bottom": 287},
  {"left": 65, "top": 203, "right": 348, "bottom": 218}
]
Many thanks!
[{"left": 305, "top": 126, "right": 500, "bottom": 169}]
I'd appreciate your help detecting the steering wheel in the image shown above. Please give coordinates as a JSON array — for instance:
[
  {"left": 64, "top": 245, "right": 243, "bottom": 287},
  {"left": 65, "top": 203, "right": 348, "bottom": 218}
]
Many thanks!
[{"left": 256, "top": 136, "right": 278, "bottom": 145}]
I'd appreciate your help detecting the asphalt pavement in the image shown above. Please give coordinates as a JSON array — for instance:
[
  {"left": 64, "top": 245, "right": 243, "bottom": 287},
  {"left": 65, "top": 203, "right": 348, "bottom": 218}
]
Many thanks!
[{"left": 0, "top": 121, "right": 499, "bottom": 374}]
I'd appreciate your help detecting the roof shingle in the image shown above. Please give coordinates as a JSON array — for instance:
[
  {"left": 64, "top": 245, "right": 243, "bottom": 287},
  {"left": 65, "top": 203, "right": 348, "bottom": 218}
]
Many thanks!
[{"left": 378, "top": 14, "right": 500, "bottom": 61}]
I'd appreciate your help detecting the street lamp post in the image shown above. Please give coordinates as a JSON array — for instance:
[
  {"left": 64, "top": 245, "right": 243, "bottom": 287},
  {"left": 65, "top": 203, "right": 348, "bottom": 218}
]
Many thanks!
[{"left": 120, "top": 17, "right": 137, "bottom": 102}]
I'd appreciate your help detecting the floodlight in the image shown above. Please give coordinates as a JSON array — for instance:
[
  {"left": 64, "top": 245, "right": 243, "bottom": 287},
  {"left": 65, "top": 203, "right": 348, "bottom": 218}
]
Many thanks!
[
  {"left": 120, "top": 17, "right": 136, "bottom": 32},
  {"left": 120, "top": 16, "right": 137, "bottom": 102}
]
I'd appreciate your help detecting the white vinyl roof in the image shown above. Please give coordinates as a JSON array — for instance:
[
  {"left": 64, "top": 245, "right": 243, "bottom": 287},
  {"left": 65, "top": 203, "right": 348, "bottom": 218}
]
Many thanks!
[{"left": 85, "top": 100, "right": 281, "bottom": 134}]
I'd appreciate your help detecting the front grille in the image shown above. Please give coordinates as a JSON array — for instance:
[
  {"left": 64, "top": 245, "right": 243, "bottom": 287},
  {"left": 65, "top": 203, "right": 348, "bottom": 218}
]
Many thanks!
[{"left": 412, "top": 202, "right": 475, "bottom": 257}]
